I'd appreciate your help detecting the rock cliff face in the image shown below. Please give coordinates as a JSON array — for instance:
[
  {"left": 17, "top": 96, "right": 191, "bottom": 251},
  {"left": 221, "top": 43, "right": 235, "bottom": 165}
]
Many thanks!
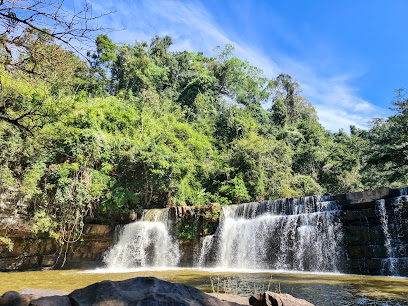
[
  {"left": 0, "top": 189, "right": 119, "bottom": 271},
  {"left": 0, "top": 222, "right": 114, "bottom": 271}
]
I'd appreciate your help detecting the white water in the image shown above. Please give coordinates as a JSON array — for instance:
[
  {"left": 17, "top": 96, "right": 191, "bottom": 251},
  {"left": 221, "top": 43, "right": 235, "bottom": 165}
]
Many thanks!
[
  {"left": 103, "top": 190, "right": 407, "bottom": 275},
  {"left": 376, "top": 193, "right": 408, "bottom": 276},
  {"left": 103, "top": 208, "right": 180, "bottom": 269},
  {"left": 376, "top": 199, "right": 397, "bottom": 275},
  {"left": 198, "top": 235, "right": 215, "bottom": 267},
  {"left": 211, "top": 197, "right": 343, "bottom": 272}
]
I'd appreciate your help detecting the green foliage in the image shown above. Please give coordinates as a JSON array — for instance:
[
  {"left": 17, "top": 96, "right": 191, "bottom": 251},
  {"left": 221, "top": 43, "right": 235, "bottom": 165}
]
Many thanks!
[
  {"left": 176, "top": 221, "right": 199, "bottom": 240},
  {"left": 0, "top": 165, "right": 14, "bottom": 193},
  {"left": 363, "top": 89, "right": 408, "bottom": 188},
  {"left": 32, "top": 211, "right": 59, "bottom": 240},
  {"left": 176, "top": 204, "right": 221, "bottom": 240},
  {"left": 1, "top": 31, "right": 406, "bottom": 235},
  {"left": 0, "top": 236, "right": 14, "bottom": 251}
]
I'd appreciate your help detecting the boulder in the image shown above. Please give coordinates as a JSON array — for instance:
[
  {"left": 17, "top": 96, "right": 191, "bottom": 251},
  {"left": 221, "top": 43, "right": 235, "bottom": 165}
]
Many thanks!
[
  {"left": 249, "top": 292, "right": 314, "bottom": 306},
  {"left": 0, "top": 289, "right": 70, "bottom": 306},
  {"left": 0, "top": 290, "right": 31, "bottom": 306},
  {"left": 69, "top": 277, "right": 245, "bottom": 306}
]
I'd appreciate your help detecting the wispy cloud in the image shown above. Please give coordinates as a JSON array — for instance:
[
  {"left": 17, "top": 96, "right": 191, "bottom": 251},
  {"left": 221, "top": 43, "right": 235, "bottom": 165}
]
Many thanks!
[
  {"left": 78, "top": 0, "right": 388, "bottom": 131},
  {"left": 279, "top": 57, "right": 389, "bottom": 130}
]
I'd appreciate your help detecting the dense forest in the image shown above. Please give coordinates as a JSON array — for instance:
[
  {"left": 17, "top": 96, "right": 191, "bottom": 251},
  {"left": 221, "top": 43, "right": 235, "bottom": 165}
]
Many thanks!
[{"left": 0, "top": 27, "right": 407, "bottom": 239}]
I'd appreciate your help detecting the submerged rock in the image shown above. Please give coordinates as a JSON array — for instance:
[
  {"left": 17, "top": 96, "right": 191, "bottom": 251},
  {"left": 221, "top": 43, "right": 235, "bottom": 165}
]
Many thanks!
[{"left": 69, "top": 277, "right": 245, "bottom": 305}]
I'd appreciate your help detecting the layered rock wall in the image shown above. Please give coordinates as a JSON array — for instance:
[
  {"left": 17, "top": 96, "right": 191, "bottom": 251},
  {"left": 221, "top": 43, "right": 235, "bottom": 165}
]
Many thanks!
[
  {"left": 0, "top": 187, "right": 407, "bottom": 275},
  {"left": 339, "top": 188, "right": 408, "bottom": 275},
  {"left": 0, "top": 223, "right": 114, "bottom": 271},
  {"left": 170, "top": 187, "right": 408, "bottom": 276}
]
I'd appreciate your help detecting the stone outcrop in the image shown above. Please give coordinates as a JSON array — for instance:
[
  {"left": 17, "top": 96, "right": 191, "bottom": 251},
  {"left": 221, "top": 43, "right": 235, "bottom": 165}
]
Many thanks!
[
  {"left": 170, "top": 203, "right": 222, "bottom": 266},
  {"left": 0, "top": 280, "right": 317, "bottom": 306},
  {"left": 249, "top": 292, "right": 314, "bottom": 306},
  {"left": 1, "top": 278, "right": 267, "bottom": 305},
  {"left": 0, "top": 289, "right": 71, "bottom": 306},
  {"left": 69, "top": 277, "right": 245, "bottom": 305}
]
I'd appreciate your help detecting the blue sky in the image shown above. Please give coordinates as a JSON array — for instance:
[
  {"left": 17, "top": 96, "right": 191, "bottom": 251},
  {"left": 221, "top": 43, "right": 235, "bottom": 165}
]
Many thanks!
[{"left": 68, "top": 0, "right": 408, "bottom": 131}]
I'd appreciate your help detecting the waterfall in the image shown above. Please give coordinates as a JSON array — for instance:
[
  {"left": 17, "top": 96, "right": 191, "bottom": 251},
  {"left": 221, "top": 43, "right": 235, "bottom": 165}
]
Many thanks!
[
  {"left": 376, "top": 199, "right": 397, "bottom": 275},
  {"left": 197, "top": 235, "right": 215, "bottom": 267},
  {"left": 375, "top": 192, "right": 408, "bottom": 276},
  {"left": 201, "top": 196, "right": 344, "bottom": 272},
  {"left": 103, "top": 208, "right": 180, "bottom": 269},
  {"left": 101, "top": 187, "right": 407, "bottom": 275}
]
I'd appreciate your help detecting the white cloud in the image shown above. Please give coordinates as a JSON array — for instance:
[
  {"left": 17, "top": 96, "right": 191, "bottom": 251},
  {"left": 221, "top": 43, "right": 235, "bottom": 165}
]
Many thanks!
[{"left": 77, "top": 0, "right": 389, "bottom": 131}]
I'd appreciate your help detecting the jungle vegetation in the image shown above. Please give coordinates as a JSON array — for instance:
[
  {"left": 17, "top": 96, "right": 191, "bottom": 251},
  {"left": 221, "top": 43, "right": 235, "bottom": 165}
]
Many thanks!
[{"left": 0, "top": 28, "right": 407, "bottom": 239}]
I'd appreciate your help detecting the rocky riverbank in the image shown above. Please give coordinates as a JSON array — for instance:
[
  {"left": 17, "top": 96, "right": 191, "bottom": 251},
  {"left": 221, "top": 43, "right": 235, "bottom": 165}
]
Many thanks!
[{"left": 0, "top": 277, "right": 314, "bottom": 306}]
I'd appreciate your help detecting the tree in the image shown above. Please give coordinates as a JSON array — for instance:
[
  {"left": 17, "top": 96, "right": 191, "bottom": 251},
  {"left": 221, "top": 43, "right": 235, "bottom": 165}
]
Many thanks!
[
  {"left": 213, "top": 44, "right": 273, "bottom": 107},
  {"left": 0, "top": 34, "right": 87, "bottom": 133},
  {"left": 0, "top": 0, "right": 110, "bottom": 70},
  {"left": 364, "top": 89, "right": 408, "bottom": 186},
  {"left": 0, "top": 0, "right": 109, "bottom": 132}
]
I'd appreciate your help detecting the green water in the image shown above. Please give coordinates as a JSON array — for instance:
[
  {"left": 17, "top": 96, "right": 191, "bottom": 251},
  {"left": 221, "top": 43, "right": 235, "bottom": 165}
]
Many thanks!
[{"left": 0, "top": 269, "right": 407, "bottom": 305}]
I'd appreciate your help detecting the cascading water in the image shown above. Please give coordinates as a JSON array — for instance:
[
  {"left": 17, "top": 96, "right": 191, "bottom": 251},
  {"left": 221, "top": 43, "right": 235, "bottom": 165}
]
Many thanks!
[
  {"left": 102, "top": 187, "right": 407, "bottom": 276},
  {"left": 199, "top": 196, "right": 344, "bottom": 272},
  {"left": 103, "top": 208, "right": 180, "bottom": 269},
  {"left": 197, "top": 235, "right": 215, "bottom": 267},
  {"left": 376, "top": 199, "right": 397, "bottom": 275},
  {"left": 375, "top": 188, "right": 408, "bottom": 276}
]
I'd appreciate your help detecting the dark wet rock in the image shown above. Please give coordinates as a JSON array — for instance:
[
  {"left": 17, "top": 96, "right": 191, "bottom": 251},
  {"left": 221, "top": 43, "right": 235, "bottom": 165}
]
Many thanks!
[
  {"left": 249, "top": 292, "right": 314, "bottom": 306},
  {"left": 69, "top": 277, "right": 245, "bottom": 306},
  {"left": 249, "top": 294, "right": 262, "bottom": 305}
]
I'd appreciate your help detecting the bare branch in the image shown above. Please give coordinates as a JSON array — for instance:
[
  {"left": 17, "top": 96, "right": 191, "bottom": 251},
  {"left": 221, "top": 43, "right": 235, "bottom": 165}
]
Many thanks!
[
  {"left": 0, "top": 0, "right": 114, "bottom": 65},
  {"left": 0, "top": 0, "right": 114, "bottom": 131}
]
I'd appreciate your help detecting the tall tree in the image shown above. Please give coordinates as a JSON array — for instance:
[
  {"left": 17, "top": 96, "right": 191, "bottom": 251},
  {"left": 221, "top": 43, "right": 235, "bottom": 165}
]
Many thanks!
[{"left": 364, "top": 89, "right": 408, "bottom": 186}]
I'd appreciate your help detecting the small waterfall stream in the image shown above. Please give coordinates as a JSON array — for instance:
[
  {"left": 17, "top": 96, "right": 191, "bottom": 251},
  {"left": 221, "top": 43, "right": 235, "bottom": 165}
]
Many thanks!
[
  {"left": 103, "top": 208, "right": 180, "bottom": 269},
  {"left": 376, "top": 199, "right": 397, "bottom": 275},
  {"left": 375, "top": 188, "right": 408, "bottom": 275},
  {"left": 197, "top": 235, "right": 215, "bottom": 267}
]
